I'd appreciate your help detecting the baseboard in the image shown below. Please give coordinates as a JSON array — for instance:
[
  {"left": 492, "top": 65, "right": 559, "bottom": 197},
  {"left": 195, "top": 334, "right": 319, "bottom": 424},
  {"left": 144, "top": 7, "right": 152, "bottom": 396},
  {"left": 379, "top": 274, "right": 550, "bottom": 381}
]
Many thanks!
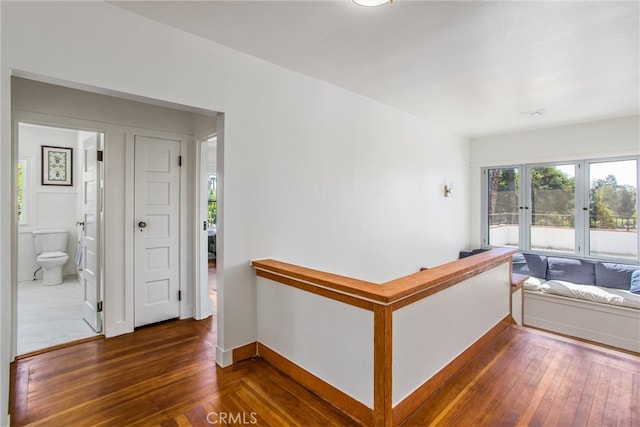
[
  {"left": 257, "top": 342, "right": 374, "bottom": 427},
  {"left": 233, "top": 342, "right": 257, "bottom": 363},
  {"left": 216, "top": 342, "right": 259, "bottom": 368},
  {"left": 17, "top": 272, "right": 33, "bottom": 282},
  {"left": 392, "top": 315, "right": 512, "bottom": 424}
]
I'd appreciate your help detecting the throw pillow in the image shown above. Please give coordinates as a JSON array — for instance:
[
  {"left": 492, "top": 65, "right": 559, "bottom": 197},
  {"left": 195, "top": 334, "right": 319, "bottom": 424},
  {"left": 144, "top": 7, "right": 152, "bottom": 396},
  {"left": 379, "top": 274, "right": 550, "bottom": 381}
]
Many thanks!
[{"left": 631, "top": 270, "right": 640, "bottom": 294}]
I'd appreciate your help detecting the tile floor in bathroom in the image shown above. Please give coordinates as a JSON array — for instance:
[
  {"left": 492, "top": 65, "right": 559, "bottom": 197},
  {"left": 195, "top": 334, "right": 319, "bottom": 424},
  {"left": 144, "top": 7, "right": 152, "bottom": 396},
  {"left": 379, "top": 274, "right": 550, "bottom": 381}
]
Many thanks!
[{"left": 17, "top": 276, "right": 99, "bottom": 355}]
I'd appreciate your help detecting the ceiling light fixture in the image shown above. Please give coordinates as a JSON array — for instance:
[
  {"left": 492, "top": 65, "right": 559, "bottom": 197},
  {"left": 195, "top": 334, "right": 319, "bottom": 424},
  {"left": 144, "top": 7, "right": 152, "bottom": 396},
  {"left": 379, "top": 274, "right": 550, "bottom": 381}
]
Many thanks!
[{"left": 352, "top": 0, "right": 393, "bottom": 7}]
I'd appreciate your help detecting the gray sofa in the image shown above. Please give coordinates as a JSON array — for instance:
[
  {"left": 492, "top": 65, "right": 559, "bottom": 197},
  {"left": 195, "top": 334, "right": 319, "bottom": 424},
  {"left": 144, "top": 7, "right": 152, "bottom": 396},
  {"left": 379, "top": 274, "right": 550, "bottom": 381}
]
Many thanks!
[{"left": 512, "top": 253, "right": 640, "bottom": 352}]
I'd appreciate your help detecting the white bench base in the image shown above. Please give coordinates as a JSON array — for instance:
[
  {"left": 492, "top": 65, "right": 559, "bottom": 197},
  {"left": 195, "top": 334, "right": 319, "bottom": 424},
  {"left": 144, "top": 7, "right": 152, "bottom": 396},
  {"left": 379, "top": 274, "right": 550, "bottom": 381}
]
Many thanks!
[{"left": 524, "top": 290, "right": 640, "bottom": 353}]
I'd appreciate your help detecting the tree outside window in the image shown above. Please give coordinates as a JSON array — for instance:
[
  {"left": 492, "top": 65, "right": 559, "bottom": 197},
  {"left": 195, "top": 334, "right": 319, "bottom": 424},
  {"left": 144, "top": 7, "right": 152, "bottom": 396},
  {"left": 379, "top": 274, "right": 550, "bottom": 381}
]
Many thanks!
[
  {"left": 483, "top": 157, "right": 638, "bottom": 260},
  {"left": 208, "top": 174, "right": 217, "bottom": 227}
]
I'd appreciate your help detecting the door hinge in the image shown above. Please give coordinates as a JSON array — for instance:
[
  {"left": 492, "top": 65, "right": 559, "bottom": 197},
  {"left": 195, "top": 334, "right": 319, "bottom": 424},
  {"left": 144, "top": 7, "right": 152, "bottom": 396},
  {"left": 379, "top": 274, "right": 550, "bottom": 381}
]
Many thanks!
[
  {"left": 178, "top": 290, "right": 182, "bottom": 301},
  {"left": 97, "top": 301, "right": 103, "bottom": 312},
  {"left": 97, "top": 150, "right": 104, "bottom": 162},
  {"left": 178, "top": 156, "right": 182, "bottom": 166}
]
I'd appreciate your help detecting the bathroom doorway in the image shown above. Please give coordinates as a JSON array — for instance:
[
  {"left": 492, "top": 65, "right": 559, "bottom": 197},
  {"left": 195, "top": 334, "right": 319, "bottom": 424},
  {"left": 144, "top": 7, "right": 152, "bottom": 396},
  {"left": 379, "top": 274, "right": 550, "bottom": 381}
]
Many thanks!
[
  {"left": 196, "top": 135, "right": 217, "bottom": 320},
  {"left": 16, "top": 122, "right": 103, "bottom": 355}
]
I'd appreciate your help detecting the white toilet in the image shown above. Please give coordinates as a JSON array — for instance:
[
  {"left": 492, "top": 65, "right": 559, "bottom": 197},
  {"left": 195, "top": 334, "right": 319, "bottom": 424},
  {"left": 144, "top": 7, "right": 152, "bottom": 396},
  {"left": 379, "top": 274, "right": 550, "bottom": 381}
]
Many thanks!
[{"left": 32, "top": 229, "right": 69, "bottom": 286}]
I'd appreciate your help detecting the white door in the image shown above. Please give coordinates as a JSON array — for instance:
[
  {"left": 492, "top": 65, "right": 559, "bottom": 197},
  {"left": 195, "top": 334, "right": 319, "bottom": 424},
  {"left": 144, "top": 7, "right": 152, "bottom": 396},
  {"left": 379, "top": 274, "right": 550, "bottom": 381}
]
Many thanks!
[
  {"left": 134, "top": 135, "right": 181, "bottom": 327},
  {"left": 80, "top": 132, "right": 103, "bottom": 332}
]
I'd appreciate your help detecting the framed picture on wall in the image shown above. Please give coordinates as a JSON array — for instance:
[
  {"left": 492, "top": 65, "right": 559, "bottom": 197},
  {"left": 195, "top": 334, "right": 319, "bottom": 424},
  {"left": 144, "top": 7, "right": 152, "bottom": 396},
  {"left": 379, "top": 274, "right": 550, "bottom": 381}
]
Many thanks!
[{"left": 41, "top": 145, "right": 73, "bottom": 186}]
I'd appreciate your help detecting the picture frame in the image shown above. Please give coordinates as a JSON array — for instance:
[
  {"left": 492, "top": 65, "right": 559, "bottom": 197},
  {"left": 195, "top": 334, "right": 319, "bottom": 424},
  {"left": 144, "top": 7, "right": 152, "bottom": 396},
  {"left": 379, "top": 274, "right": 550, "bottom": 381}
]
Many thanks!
[{"left": 41, "top": 145, "right": 73, "bottom": 186}]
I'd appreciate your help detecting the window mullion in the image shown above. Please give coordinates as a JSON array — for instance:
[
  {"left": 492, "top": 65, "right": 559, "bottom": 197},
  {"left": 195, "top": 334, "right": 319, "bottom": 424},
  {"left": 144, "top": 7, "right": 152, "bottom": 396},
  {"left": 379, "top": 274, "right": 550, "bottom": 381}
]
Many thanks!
[
  {"left": 575, "top": 161, "right": 587, "bottom": 257},
  {"left": 521, "top": 164, "right": 530, "bottom": 253}
]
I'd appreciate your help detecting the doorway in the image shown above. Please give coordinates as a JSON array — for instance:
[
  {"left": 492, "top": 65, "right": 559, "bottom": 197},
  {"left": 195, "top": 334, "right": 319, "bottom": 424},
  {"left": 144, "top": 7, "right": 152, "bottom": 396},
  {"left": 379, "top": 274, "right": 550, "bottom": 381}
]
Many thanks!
[
  {"left": 11, "top": 76, "right": 220, "bottom": 353},
  {"left": 196, "top": 135, "right": 217, "bottom": 320},
  {"left": 16, "top": 122, "right": 103, "bottom": 355},
  {"left": 206, "top": 137, "right": 217, "bottom": 315}
]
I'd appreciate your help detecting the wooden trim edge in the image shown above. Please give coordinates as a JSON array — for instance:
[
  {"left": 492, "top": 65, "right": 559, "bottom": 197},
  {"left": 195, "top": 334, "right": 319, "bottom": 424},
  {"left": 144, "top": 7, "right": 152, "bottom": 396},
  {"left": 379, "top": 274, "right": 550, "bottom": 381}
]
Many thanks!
[
  {"left": 15, "top": 335, "right": 103, "bottom": 360},
  {"left": 256, "top": 269, "right": 375, "bottom": 311},
  {"left": 392, "top": 315, "right": 513, "bottom": 424},
  {"left": 253, "top": 248, "right": 516, "bottom": 308},
  {"left": 232, "top": 342, "right": 258, "bottom": 363},
  {"left": 257, "top": 342, "right": 374, "bottom": 427},
  {"left": 373, "top": 305, "right": 393, "bottom": 427}
]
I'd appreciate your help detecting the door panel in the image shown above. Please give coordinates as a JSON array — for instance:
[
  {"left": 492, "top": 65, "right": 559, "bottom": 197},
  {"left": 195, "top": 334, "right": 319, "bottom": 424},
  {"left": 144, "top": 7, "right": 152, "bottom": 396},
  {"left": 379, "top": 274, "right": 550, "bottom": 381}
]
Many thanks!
[
  {"left": 134, "top": 135, "right": 181, "bottom": 327},
  {"left": 81, "top": 133, "right": 102, "bottom": 333}
]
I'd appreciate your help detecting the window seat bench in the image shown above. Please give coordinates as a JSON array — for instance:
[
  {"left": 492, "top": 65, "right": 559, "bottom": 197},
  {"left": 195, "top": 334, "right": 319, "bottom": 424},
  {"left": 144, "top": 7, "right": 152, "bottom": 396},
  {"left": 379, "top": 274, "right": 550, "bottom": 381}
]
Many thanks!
[{"left": 512, "top": 253, "right": 640, "bottom": 353}]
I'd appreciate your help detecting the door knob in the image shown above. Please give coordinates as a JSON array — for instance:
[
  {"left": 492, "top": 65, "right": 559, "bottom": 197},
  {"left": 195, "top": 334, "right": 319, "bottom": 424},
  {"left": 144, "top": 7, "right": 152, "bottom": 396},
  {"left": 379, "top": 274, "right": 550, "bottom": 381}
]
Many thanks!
[{"left": 138, "top": 221, "right": 147, "bottom": 228}]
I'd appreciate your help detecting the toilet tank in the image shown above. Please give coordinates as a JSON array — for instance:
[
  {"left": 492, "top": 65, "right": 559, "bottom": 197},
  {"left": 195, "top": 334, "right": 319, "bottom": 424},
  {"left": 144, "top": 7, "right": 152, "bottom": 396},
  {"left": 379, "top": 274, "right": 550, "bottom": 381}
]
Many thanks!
[{"left": 32, "top": 229, "right": 68, "bottom": 254}]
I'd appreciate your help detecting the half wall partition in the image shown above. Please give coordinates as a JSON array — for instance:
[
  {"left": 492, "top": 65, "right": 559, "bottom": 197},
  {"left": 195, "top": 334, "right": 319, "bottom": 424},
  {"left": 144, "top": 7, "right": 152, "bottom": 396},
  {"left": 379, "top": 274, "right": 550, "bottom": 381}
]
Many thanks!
[{"left": 250, "top": 247, "right": 516, "bottom": 426}]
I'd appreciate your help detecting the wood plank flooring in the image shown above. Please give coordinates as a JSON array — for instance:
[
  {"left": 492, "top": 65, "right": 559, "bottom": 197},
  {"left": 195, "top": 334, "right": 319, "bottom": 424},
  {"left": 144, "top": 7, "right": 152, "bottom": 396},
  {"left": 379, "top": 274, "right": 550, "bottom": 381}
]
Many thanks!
[
  {"left": 9, "top": 265, "right": 639, "bottom": 426},
  {"left": 401, "top": 326, "right": 640, "bottom": 426}
]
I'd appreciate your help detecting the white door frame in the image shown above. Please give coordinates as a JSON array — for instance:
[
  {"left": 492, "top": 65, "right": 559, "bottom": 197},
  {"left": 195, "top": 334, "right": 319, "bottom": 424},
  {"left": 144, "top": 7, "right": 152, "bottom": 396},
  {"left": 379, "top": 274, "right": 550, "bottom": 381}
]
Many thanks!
[
  {"left": 11, "top": 110, "right": 107, "bottom": 357},
  {"left": 194, "top": 135, "right": 216, "bottom": 320}
]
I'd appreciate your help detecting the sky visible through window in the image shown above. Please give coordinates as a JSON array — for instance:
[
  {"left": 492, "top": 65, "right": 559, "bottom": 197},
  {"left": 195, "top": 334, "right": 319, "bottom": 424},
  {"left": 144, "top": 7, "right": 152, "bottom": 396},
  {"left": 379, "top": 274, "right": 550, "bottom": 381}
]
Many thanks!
[
  {"left": 555, "top": 161, "right": 636, "bottom": 187},
  {"left": 590, "top": 160, "right": 637, "bottom": 186}
]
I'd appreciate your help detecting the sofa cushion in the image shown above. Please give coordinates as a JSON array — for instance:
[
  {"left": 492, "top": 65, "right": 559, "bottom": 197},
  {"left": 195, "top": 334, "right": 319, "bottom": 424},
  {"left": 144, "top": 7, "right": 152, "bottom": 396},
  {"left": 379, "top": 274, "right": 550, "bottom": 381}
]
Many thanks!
[
  {"left": 459, "top": 248, "right": 488, "bottom": 259},
  {"left": 541, "top": 280, "right": 623, "bottom": 305},
  {"left": 547, "top": 257, "right": 595, "bottom": 285},
  {"left": 605, "top": 287, "right": 640, "bottom": 309},
  {"left": 512, "top": 253, "right": 548, "bottom": 279},
  {"left": 595, "top": 263, "right": 640, "bottom": 290},
  {"left": 523, "top": 277, "right": 543, "bottom": 291},
  {"left": 631, "top": 270, "right": 640, "bottom": 294}
]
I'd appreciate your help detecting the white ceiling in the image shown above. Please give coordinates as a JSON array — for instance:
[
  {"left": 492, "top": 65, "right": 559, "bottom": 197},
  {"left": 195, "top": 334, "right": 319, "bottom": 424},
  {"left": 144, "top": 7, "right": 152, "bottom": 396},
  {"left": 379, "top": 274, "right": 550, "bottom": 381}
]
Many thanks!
[{"left": 113, "top": 1, "right": 639, "bottom": 138}]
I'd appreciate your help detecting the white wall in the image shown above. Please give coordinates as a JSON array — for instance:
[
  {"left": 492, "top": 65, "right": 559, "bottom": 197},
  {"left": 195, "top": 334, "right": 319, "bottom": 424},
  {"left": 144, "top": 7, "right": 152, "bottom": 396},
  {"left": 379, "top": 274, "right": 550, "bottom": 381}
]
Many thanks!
[
  {"left": 17, "top": 123, "right": 81, "bottom": 281},
  {"left": 392, "top": 262, "right": 511, "bottom": 405},
  {"left": 0, "top": 2, "right": 470, "bottom": 420},
  {"left": 257, "top": 277, "right": 374, "bottom": 407},
  {"left": 469, "top": 115, "right": 640, "bottom": 247}
]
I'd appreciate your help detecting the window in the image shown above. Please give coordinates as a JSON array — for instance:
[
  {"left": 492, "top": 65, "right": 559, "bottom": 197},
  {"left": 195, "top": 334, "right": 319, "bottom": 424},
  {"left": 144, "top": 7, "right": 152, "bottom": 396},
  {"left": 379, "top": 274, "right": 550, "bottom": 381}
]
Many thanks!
[
  {"left": 208, "top": 174, "right": 217, "bottom": 227},
  {"left": 486, "top": 167, "right": 519, "bottom": 248},
  {"left": 17, "top": 158, "right": 29, "bottom": 225},
  {"left": 483, "top": 157, "right": 639, "bottom": 261},
  {"left": 589, "top": 159, "right": 638, "bottom": 259},
  {"left": 530, "top": 164, "right": 575, "bottom": 253}
]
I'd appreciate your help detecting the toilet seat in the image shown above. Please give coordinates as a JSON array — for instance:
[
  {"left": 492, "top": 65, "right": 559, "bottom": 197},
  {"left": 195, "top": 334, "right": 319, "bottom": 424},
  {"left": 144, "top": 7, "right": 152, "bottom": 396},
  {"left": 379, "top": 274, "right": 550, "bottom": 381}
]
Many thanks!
[{"left": 37, "top": 251, "right": 67, "bottom": 261}]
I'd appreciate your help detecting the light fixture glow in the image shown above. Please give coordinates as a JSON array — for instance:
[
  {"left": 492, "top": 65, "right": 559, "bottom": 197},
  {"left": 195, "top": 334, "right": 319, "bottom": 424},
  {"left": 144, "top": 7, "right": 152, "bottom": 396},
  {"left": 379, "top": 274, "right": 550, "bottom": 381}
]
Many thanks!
[{"left": 352, "top": 0, "right": 392, "bottom": 7}]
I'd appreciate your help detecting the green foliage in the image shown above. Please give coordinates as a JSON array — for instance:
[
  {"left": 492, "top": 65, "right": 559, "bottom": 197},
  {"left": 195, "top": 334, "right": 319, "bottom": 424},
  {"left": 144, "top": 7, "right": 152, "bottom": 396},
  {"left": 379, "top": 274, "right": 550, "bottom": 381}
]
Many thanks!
[
  {"left": 531, "top": 166, "right": 575, "bottom": 227},
  {"left": 489, "top": 166, "right": 637, "bottom": 230},
  {"left": 488, "top": 168, "right": 519, "bottom": 225},
  {"left": 208, "top": 188, "right": 217, "bottom": 226},
  {"left": 590, "top": 175, "right": 637, "bottom": 230}
]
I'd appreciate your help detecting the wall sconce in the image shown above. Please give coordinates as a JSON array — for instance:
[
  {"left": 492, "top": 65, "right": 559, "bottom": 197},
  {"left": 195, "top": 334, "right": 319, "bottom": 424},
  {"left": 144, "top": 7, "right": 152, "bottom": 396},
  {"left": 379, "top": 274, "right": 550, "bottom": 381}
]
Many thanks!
[{"left": 444, "top": 185, "right": 453, "bottom": 198}]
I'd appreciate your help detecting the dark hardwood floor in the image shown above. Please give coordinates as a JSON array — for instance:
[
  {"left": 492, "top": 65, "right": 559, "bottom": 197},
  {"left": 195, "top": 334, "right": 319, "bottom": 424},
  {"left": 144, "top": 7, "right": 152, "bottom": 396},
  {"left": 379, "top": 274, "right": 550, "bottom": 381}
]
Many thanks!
[{"left": 9, "top": 265, "right": 639, "bottom": 426}]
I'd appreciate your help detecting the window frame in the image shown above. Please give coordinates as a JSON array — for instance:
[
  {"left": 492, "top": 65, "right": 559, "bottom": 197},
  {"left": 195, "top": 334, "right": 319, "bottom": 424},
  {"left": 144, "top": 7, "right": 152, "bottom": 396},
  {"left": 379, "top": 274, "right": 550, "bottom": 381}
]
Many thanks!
[
  {"left": 525, "top": 161, "right": 580, "bottom": 255},
  {"left": 481, "top": 165, "right": 521, "bottom": 249},
  {"left": 482, "top": 155, "right": 639, "bottom": 263}
]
